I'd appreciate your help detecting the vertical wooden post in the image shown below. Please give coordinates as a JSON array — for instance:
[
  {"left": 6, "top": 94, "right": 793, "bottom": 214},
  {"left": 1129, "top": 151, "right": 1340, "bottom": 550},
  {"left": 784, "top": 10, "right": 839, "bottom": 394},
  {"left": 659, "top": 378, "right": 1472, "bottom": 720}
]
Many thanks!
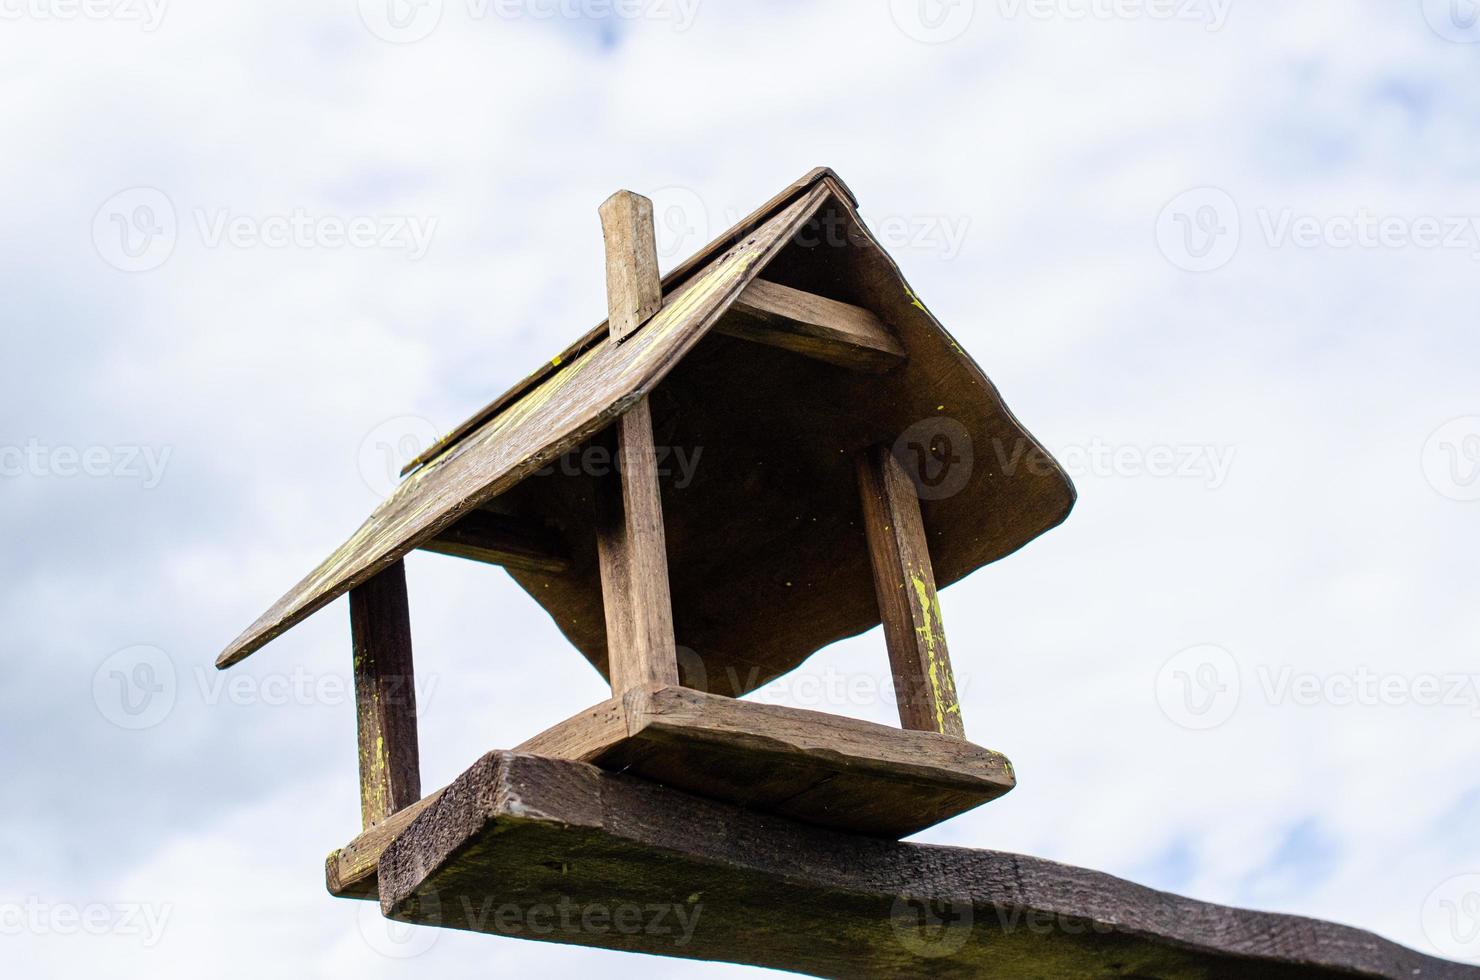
[
  {"left": 857, "top": 445, "right": 966, "bottom": 738},
  {"left": 599, "top": 190, "right": 663, "bottom": 343},
  {"left": 595, "top": 397, "right": 681, "bottom": 696},
  {"left": 349, "top": 559, "right": 421, "bottom": 829}
]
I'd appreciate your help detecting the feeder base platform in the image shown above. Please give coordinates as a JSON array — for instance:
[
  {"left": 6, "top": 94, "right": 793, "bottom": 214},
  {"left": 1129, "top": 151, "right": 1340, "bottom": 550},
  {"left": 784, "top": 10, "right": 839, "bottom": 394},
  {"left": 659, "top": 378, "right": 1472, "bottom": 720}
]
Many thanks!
[{"left": 515, "top": 685, "right": 1014, "bottom": 839}]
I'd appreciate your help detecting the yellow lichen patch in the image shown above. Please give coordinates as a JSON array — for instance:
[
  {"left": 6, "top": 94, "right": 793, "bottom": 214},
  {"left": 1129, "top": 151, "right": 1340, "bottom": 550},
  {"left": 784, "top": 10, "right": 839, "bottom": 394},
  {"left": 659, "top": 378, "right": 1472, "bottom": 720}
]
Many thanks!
[{"left": 910, "top": 568, "right": 959, "bottom": 735}]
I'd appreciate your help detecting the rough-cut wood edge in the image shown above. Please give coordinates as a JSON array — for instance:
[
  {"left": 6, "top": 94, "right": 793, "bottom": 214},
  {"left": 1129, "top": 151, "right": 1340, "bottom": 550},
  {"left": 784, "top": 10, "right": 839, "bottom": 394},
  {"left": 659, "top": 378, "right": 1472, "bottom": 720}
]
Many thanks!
[
  {"left": 399, "top": 167, "right": 860, "bottom": 477},
  {"left": 599, "top": 190, "right": 663, "bottom": 343},
  {"left": 858, "top": 445, "right": 965, "bottom": 737},
  {"left": 349, "top": 560, "right": 421, "bottom": 829},
  {"left": 595, "top": 398, "right": 681, "bottom": 696},
  {"left": 419, "top": 511, "right": 571, "bottom": 574},
  {"left": 721, "top": 277, "right": 906, "bottom": 372},
  {"left": 326, "top": 787, "right": 443, "bottom": 899},
  {"left": 369, "top": 752, "right": 1478, "bottom": 980},
  {"left": 515, "top": 685, "right": 1011, "bottom": 786}
]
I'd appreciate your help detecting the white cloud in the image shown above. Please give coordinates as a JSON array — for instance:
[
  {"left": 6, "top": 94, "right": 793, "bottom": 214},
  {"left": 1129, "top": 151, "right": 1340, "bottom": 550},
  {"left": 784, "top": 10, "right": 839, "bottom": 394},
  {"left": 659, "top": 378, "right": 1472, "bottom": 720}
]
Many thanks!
[{"left": 3, "top": 0, "right": 1478, "bottom": 972}]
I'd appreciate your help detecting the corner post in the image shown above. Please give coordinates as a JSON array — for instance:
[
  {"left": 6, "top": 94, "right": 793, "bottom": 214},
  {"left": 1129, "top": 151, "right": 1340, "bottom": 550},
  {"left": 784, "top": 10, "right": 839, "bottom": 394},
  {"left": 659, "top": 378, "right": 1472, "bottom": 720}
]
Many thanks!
[
  {"left": 349, "top": 559, "right": 422, "bottom": 829},
  {"left": 856, "top": 445, "right": 966, "bottom": 737},
  {"left": 595, "top": 397, "right": 681, "bottom": 696}
]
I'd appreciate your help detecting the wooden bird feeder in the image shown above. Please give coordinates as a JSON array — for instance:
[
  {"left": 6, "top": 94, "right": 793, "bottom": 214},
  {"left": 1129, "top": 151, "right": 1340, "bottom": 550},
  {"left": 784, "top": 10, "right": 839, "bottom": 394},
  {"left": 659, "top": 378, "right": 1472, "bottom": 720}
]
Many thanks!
[{"left": 217, "top": 168, "right": 1075, "bottom": 896}]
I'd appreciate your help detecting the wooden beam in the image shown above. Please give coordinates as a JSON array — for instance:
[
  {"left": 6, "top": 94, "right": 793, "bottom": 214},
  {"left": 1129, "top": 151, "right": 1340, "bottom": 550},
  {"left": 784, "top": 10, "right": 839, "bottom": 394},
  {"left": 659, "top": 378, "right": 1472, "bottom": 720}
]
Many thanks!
[
  {"left": 857, "top": 445, "right": 965, "bottom": 737},
  {"left": 349, "top": 560, "right": 421, "bottom": 829},
  {"left": 719, "top": 278, "right": 906, "bottom": 373},
  {"left": 326, "top": 787, "right": 443, "bottom": 900},
  {"left": 515, "top": 685, "right": 1012, "bottom": 839},
  {"left": 595, "top": 397, "right": 680, "bottom": 695},
  {"left": 363, "top": 752, "right": 1473, "bottom": 979},
  {"left": 419, "top": 510, "right": 570, "bottom": 574},
  {"left": 599, "top": 190, "right": 663, "bottom": 343}
]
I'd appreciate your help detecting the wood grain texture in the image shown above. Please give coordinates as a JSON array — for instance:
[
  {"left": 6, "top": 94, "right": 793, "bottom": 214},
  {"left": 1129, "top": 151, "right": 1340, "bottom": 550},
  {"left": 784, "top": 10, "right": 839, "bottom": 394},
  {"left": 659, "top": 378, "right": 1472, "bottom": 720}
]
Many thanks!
[
  {"left": 419, "top": 510, "right": 570, "bottom": 574},
  {"left": 720, "top": 277, "right": 906, "bottom": 372},
  {"left": 858, "top": 445, "right": 965, "bottom": 737},
  {"left": 595, "top": 398, "right": 680, "bottom": 695},
  {"left": 370, "top": 752, "right": 1477, "bottom": 980},
  {"left": 599, "top": 190, "right": 663, "bottom": 343},
  {"left": 512, "top": 685, "right": 1011, "bottom": 838},
  {"left": 215, "top": 185, "right": 831, "bottom": 669},
  {"left": 349, "top": 560, "right": 421, "bottom": 829},
  {"left": 326, "top": 787, "right": 443, "bottom": 899}
]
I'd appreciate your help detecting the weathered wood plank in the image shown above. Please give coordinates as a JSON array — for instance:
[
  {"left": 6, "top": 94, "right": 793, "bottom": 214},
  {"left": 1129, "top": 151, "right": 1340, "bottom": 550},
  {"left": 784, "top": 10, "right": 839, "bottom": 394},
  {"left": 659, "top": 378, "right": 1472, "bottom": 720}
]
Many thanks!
[
  {"left": 513, "top": 684, "right": 1011, "bottom": 839},
  {"left": 325, "top": 788, "right": 443, "bottom": 899},
  {"left": 594, "top": 398, "right": 680, "bottom": 696},
  {"left": 370, "top": 752, "right": 1477, "bottom": 980},
  {"left": 419, "top": 510, "right": 570, "bottom": 574},
  {"left": 858, "top": 445, "right": 965, "bottom": 737},
  {"left": 349, "top": 560, "right": 421, "bottom": 829},
  {"left": 720, "top": 278, "right": 905, "bottom": 372},
  {"left": 599, "top": 190, "right": 663, "bottom": 343}
]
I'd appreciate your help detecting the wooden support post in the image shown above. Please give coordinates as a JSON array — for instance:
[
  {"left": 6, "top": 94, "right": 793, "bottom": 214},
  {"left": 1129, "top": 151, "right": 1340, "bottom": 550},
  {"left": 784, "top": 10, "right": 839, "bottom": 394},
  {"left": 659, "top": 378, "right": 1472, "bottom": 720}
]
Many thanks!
[
  {"left": 349, "top": 559, "right": 421, "bottom": 829},
  {"left": 857, "top": 445, "right": 965, "bottom": 738},
  {"left": 599, "top": 190, "right": 663, "bottom": 343},
  {"left": 595, "top": 397, "right": 681, "bottom": 696}
]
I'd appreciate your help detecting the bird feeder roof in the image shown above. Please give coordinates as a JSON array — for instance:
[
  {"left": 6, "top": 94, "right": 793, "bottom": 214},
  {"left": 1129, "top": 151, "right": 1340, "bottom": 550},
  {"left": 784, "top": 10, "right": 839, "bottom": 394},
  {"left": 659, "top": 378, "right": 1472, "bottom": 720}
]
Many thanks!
[{"left": 217, "top": 168, "right": 1075, "bottom": 694}]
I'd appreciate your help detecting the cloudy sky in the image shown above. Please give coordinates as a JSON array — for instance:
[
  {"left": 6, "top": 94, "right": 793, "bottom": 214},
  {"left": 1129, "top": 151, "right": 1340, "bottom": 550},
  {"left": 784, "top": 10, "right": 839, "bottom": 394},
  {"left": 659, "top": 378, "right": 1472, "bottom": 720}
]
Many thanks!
[{"left": 5, "top": 0, "right": 1480, "bottom": 974}]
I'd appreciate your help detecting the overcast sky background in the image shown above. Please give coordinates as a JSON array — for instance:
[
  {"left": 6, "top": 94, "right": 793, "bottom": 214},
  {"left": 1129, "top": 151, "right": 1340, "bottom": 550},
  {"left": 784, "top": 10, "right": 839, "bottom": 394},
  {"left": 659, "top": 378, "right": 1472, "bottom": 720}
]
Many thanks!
[{"left": 4, "top": 0, "right": 1480, "bottom": 975}]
